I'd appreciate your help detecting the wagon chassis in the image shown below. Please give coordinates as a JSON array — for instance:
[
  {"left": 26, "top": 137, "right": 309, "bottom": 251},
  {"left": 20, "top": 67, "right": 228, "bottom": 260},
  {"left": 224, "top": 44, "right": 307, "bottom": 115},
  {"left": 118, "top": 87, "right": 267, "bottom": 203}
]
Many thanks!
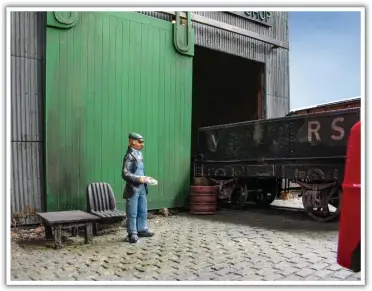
[
  {"left": 194, "top": 157, "right": 344, "bottom": 222},
  {"left": 194, "top": 108, "right": 359, "bottom": 222}
]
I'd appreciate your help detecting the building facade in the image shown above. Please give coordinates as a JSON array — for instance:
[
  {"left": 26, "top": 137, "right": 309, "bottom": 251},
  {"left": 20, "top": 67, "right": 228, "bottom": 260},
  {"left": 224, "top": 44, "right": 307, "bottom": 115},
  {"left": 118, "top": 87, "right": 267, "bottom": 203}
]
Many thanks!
[{"left": 10, "top": 11, "right": 290, "bottom": 224}]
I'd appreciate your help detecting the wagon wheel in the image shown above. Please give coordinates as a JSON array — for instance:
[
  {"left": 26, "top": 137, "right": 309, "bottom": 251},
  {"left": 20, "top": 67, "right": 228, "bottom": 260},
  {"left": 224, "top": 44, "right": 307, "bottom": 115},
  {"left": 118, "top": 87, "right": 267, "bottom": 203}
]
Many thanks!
[
  {"left": 255, "top": 180, "right": 278, "bottom": 207},
  {"left": 302, "top": 186, "right": 342, "bottom": 222},
  {"left": 255, "top": 191, "right": 277, "bottom": 207},
  {"left": 231, "top": 183, "right": 248, "bottom": 210}
]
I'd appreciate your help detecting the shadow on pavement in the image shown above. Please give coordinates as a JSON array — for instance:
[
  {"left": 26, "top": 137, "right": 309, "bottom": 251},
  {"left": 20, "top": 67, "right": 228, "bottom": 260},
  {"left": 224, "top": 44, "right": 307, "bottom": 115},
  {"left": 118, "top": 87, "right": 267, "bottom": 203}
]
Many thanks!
[
  {"left": 13, "top": 227, "right": 126, "bottom": 250},
  {"left": 178, "top": 204, "right": 339, "bottom": 233},
  {"left": 14, "top": 235, "right": 73, "bottom": 249}
]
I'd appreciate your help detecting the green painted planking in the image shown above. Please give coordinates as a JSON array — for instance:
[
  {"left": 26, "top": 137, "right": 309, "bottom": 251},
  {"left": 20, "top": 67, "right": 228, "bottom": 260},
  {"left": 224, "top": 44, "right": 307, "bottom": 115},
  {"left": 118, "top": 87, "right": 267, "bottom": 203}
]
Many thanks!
[{"left": 45, "top": 12, "right": 194, "bottom": 211}]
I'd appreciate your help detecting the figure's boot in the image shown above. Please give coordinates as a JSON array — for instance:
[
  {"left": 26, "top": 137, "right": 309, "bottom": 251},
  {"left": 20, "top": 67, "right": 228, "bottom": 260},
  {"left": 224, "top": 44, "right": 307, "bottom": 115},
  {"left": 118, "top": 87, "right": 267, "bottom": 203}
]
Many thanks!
[
  {"left": 138, "top": 230, "right": 155, "bottom": 237},
  {"left": 128, "top": 234, "right": 139, "bottom": 243}
]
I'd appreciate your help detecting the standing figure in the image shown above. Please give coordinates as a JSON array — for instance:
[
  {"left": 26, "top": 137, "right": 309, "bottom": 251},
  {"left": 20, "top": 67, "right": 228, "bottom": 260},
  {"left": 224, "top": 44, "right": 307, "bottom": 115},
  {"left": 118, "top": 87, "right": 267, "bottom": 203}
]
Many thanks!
[{"left": 122, "top": 132, "right": 154, "bottom": 243}]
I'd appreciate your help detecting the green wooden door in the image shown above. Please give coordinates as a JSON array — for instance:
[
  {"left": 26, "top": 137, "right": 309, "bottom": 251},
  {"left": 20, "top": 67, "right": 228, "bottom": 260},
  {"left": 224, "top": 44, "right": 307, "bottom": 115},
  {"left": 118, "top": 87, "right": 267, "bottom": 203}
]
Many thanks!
[{"left": 45, "top": 12, "right": 194, "bottom": 211}]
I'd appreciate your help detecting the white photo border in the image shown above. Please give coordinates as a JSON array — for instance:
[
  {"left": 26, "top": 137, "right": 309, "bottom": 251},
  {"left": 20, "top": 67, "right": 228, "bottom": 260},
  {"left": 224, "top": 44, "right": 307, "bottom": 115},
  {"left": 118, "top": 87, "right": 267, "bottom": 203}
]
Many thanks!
[{"left": 2, "top": 1, "right": 367, "bottom": 290}]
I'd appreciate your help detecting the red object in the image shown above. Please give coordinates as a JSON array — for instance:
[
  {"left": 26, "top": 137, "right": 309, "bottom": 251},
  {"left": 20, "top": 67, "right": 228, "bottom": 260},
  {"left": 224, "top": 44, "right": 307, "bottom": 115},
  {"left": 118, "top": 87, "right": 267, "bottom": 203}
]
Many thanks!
[{"left": 337, "top": 121, "right": 361, "bottom": 271}]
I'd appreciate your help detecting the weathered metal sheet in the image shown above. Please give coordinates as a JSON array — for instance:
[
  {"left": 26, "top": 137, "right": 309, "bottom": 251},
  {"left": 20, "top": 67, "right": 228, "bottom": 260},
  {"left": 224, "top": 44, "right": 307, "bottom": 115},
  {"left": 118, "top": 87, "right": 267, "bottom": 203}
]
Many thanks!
[
  {"left": 45, "top": 12, "right": 194, "bottom": 211},
  {"left": 290, "top": 109, "right": 360, "bottom": 159},
  {"left": 192, "top": 11, "right": 288, "bottom": 61},
  {"left": 11, "top": 142, "right": 44, "bottom": 225},
  {"left": 196, "top": 108, "right": 360, "bottom": 180},
  {"left": 11, "top": 11, "right": 45, "bottom": 59},
  {"left": 11, "top": 56, "right": 44, "bottom": 142},
  {"left": 11, "top": 12, "right": 46, "bottom": 226},
  {"left": 227, "top": 11, "right": 275, "bottom": 27},
  {"left": 193, "top": 11, "right": 288, "bottom": 41},
  {"left": 266, "top": 96, "right": 290, "bottom": 119},
  {"left": 11, "top": 11, "right": 45, "bottom": 142},
  {"left": 198, "top": 108, "right": 360, "bottom": 162},
  {"left": 266, "top": 48, "right": 290, "bottom": 97},
  {"left": 198, "top": 116, "right": 292, "bottom": 162},
  {"left": 138, "top": 11, "right": 172, "bottom": 22}
]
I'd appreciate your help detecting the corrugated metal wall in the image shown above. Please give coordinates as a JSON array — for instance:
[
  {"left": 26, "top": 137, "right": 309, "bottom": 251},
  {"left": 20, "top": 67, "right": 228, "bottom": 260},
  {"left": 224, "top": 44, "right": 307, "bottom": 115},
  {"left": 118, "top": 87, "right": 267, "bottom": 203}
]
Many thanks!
[
  {"left": 139, "top": 11, "right": 290, "bottom": 118},
  {"left": 11, "top": 12, "right": 45, "bottom": 225}
]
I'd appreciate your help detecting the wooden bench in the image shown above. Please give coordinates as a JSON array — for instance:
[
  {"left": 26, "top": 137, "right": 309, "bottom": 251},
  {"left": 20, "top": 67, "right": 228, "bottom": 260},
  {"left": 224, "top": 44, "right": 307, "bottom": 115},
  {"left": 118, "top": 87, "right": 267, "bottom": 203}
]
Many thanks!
[
  {"left": 37, "top": 210, "right": 100, "bottom": 249},
  {"left": 86, "top": 182, "right": 126, "bottom": 235}
]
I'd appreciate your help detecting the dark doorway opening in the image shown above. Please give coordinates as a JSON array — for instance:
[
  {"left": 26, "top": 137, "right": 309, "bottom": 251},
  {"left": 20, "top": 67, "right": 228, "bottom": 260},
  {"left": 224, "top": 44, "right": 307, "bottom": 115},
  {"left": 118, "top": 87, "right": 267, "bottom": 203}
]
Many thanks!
[{"left": 191, "top": 45, "right": 265, "bottom": 156}]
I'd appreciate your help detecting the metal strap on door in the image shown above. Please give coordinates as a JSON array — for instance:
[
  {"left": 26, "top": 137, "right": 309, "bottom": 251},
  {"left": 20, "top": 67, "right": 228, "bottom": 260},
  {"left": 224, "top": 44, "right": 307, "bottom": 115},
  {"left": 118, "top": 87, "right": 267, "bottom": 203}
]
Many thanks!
[{"left": 173, "top": 12, "right": 194, "bottom": 56}]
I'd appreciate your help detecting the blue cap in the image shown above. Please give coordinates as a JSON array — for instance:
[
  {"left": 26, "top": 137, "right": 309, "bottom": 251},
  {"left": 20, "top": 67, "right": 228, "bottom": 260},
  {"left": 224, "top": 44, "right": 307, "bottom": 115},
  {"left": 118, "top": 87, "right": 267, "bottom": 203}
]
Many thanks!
[{"left": 128, "top": 132, "right": 144, "bottom": 141}]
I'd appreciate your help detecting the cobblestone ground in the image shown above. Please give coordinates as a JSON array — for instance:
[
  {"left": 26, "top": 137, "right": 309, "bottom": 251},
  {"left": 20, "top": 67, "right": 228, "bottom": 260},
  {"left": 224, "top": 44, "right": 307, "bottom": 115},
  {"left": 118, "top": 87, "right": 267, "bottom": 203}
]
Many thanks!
[{"left": 11, "top": 200, "right": 361, "bottom": 282}]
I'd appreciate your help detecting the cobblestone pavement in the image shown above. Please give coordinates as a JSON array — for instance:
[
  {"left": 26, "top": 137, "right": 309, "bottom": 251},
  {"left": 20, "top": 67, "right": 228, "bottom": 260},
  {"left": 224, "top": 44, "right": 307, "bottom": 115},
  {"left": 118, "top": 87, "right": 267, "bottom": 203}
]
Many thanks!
[{"left": 11, "top": 202, "right": 361, "bottom": 282}]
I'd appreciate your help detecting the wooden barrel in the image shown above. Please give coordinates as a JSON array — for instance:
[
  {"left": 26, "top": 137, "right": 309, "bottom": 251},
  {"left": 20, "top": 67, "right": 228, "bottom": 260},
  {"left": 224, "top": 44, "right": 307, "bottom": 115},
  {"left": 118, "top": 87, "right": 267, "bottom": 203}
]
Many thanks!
[{"left": 189, "top": 186, "right": 218, "bottom": 215}]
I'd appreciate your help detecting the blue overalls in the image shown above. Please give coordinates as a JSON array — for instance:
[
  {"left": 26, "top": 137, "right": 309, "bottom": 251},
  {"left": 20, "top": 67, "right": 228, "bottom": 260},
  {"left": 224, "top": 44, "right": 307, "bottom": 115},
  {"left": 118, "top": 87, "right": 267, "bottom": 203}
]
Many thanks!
[{"left": 126, "top": 148, "right": 148, "bottom": 236}]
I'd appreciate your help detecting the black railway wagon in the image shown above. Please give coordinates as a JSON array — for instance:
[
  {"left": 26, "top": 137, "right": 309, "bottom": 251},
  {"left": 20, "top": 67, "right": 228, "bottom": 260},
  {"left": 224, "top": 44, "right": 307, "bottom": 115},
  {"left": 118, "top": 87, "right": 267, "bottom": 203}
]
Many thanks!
[{"left": 193, "top": 108, "right": 360, "bottom": 222}]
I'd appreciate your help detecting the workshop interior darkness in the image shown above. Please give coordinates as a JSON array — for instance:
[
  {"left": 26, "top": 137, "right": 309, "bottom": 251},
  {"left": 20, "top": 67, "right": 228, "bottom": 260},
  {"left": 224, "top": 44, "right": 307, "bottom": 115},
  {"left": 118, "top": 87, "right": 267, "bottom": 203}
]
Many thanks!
[{"left": 191, "top": 45, "right": 265, "bottom": 156}]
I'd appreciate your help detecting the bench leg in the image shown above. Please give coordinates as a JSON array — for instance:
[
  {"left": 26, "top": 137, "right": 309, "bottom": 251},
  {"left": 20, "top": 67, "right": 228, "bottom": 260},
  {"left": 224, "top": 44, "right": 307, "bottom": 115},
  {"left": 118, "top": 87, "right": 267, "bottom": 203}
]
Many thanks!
[
  {"left": 71, "top": 227, "right": 78, "bottom": 237},
  {"left": 93, "top": 222, "right": 99, "bottom": 236},
  {"left": 53, "top": 226, "right": 63, "bottom": 249},
  {"left": 84, "top": 223, "right": 93, "bottom": 244},
  {"left": 45, "top": 225, "right": 53, "bottom": 240}
]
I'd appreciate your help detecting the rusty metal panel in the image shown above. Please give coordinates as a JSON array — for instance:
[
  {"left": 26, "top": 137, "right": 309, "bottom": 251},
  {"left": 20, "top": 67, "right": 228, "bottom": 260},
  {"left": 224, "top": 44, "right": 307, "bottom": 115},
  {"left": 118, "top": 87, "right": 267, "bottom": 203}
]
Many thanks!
[
  {"left": 290, "top": 109, "right": 360, "bottom": 159},
  {"left": 198, "top": 117, "right": 292, "bottom": 162},
  {"left": 197, "top": 107, "right": 360, "bottom": 162},
  {"left": 11, "top": 142, "right": 44, "bottom": 225},
  {"left": 11, "top": 56, "right": 44, "bottom": 142}
]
